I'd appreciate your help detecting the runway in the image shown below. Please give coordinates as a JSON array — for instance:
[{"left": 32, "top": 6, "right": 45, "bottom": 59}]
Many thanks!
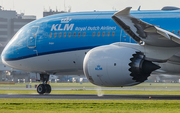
[
  {"left": 1, "top": 88, "right": 180, "bottom": 91},
  {"left": 1, "top": 94, "right": 180, "bottom": 100}
]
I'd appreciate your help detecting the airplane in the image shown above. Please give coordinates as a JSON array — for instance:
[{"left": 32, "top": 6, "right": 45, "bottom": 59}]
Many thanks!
[{"left": 2, "top": 6, "right": 180, "bottom": 94}]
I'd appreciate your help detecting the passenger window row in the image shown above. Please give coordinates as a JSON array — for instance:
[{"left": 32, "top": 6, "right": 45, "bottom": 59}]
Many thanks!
[
  {"left": 50, "top": 30, "right": 180, "bottom": 38},
  {"left": 172, "top": 30, "right": 180, "bottom": 36},
  {"left": 49, "top": 31, "right": 115, "bottom": 38}
]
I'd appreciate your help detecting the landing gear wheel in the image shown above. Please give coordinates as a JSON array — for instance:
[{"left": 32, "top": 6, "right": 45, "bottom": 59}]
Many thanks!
[
  {"left": 37, "top": 74, "right": 51, "bottom": 95},
  {"left": 37, "top": 84, "right": 46, "bottom": 95},
  {"left": 45, "top": 84, "right": 51, "bottom": 94}
]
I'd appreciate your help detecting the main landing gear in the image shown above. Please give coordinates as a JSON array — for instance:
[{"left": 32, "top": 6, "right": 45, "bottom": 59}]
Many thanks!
[{"left": 37, "top": 74, "right": 51, "bottom": 95}]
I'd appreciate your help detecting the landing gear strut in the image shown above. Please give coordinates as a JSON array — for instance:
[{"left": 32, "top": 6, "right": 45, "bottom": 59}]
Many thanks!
[{"left": 37, "top": 74, "right": 51, "bottom": 95}]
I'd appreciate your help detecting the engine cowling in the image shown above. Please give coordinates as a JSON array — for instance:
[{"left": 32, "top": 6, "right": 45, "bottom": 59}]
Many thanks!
[{"left": 83, "top": 45, "right": 160, "bottom": 87}]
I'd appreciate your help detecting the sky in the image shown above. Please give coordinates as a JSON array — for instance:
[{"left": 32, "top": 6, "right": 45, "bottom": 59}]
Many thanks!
[{"left": 0, "top": 0, "right": 180, "bottom": 19}]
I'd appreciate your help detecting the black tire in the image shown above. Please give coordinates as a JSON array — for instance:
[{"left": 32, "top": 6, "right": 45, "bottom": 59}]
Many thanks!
[
  {"left": 37, "top": 84, "right": 46, "bottom": 95},
  {"left": 45, "top": 84, "right": 51, "bottom": 94}
]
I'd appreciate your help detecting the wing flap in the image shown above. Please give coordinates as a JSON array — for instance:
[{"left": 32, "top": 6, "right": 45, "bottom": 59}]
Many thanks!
[{"left": 112, "top": 7, "right": 180, "bottom": 47}]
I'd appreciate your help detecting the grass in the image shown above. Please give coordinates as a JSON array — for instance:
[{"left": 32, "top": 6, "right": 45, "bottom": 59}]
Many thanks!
[
  {"left": 0, "top": 83, "right": 180, "bottom": 112},
  {"left": 0, "top": 99, "right": 180, "bottom": 113}
]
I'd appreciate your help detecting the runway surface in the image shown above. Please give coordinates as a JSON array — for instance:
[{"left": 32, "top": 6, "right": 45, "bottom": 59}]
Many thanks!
[
  {"left": 1, "top": 88, "right": 180, "bottom": 91},
  {"left": 1, "top": 94, "right": 180, "bottom": 100}
]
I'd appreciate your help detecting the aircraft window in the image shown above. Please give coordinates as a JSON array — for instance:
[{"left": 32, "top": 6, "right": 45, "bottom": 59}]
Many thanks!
[
  {"left": 54, "top": 32, "right": 57, "bottom": 38},
  {"left": 172, "top": 30, "right": 175, "bottom": 34},
  {"left": 73, "top": 32, "right": 76, "bottom": 37},
  {"left": 64, "top": 32, "right": 66, "bottom": 37},
  {"left": 112, "top": 31, "right": 115, "bottom": 37},
  {"left": 178, "top": 30, "right": 180, "bottom": 36},
  {"left": 97, "top": 32, "right": 100, "bottom": 37},
  {"left": 107, "top": 32, "right": 110, "bottom": 37},
  {"left": 102, "top": 32, "right": 105, "bottom": 37},
  {"left": 49, "top": 33, "right": 52, "bottom": 38},
  {"left": 68, "top": 32, "right": 71, "bottom": 37},
  {"left": 83, "top": 32, "right": 86, "bottom": 37},
  {"left": 78, "top": 32, "right": 81, "bottom": 37},
  {"left": 59, "top": 32, "right": 62, "bottom": 38},
  {"left": 93, "top": 32, "right": 96, "bottom": 37}
]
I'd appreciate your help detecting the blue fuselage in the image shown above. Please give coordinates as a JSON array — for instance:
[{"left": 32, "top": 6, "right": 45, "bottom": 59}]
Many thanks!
[{"left": 2, "top": 9, "right": 180, "bottom": 73}]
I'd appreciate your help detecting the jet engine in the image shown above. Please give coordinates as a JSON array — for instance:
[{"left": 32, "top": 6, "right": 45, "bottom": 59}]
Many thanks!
[{"left": 83, "top": 45, "right": 160, "bottom": 87}]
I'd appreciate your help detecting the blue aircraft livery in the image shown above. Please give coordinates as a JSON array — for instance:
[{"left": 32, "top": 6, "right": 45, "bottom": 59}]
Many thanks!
[
  {"left": 3, "top": 9, "right": 180, "bottom": 61},
  {"left": 2, "top": 6, "right": 180, "bottom": 94}
]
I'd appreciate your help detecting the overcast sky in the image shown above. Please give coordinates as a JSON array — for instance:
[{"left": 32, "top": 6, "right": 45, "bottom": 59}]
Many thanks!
[{"left": 1, "top": 0, "right": 180, "bottom": 19}]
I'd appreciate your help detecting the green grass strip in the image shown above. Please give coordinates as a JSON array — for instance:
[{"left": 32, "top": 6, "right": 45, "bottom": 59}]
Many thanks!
[
  {"left": 0, "top": 90, "right": 180, "bottom": 95},
  {"left": 0, "top": 99, "right": 180, "bottom": 113}
]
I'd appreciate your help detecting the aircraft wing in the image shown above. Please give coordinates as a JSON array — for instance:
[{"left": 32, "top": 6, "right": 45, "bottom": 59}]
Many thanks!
[{"left": 112, "top": 7, "right": 180, "bottom": 47}]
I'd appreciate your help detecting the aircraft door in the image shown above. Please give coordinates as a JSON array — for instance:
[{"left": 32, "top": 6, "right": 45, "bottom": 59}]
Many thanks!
[{"left": 27, "top": 26, "right": 39, "bottom": 49}]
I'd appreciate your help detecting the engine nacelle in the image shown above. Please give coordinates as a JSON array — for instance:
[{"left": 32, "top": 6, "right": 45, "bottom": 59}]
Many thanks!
[{"left": 83, "top": 45, "right": 160, "bottom": 87}]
